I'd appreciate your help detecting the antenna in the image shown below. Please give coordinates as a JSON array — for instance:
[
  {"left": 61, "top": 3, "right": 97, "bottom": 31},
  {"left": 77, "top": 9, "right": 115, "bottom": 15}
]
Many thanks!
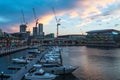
[{"left": 52, "top": 7, "right": 61, "bottom": 38}]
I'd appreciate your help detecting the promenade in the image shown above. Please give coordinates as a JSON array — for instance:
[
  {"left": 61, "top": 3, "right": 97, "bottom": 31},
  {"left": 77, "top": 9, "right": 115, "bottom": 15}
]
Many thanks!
[{"left": 0, "top": 45, "right": 41, "bottom": 56}]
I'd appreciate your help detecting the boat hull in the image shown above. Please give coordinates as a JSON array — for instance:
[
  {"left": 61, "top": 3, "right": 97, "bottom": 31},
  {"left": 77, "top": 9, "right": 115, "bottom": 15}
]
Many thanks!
[
  {"left": 25, "top": 73, "right": 56, "bottom": 80},
  {"left": 43, "top": 65, "right": 77, "bottom": 75}
]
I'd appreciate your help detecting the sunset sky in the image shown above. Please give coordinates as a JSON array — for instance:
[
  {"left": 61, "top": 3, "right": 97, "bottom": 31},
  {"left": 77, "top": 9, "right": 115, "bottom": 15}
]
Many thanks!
[{"left": 0, "top": 0, "right": 120, "bottom": 36}]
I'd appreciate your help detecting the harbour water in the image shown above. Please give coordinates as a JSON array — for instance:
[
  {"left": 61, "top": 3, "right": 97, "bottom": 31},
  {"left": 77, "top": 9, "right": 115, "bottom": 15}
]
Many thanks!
[
  {"left": 62, "top": 46, "right": 120, "bottom": 80},
  {"left": 0, "top": 49, "right": 28, "bottom": 74},
  {"left": 1, "top": 46, "right": 120, "bottom": 80}
]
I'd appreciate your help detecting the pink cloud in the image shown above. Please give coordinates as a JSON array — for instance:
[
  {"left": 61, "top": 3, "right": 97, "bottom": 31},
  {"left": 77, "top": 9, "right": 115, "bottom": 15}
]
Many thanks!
[{"left": 75, "top": 0, "right": 116, "bottom": 19}]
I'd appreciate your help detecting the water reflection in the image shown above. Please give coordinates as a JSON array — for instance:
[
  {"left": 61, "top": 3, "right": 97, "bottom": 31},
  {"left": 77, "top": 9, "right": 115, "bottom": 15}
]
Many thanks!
[
  {"left": 62, "top": 46, "right": 120, "bottom": 80},
  {"left": 54, "top": 74, "right": 79, "bottom": 80}
]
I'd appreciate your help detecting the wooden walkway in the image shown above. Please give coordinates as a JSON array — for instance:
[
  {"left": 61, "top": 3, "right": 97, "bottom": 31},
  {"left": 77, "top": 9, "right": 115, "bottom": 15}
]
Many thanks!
[{"left": 7, "top": 50, "right": 47, "bottom": 80}]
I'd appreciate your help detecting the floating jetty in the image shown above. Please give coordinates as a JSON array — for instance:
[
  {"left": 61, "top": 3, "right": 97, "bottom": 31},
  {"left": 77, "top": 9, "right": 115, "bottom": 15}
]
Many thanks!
[
  {"left": 0, "top": 74, "right": 12, "bottom": 78},
  {"left": 8, "top": 66, "right": 21, "bottom": 70}
]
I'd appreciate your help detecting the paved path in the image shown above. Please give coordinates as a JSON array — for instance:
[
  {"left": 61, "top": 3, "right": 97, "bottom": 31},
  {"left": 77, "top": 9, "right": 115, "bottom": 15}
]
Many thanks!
[{"left": 0, "top": 45, "right": 41, "bottom": 56}]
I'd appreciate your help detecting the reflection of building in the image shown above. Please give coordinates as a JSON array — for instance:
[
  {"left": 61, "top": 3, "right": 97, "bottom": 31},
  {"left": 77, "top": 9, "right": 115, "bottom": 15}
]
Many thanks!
[
  {"left": 86, "top": 29, "right": 120, "bottom": 47},
  {"left": 20, "top": 24, "right": 27, "bottom": 33},
  {"left": 45, "top": 33, "right": 54, "bottom": 39}
]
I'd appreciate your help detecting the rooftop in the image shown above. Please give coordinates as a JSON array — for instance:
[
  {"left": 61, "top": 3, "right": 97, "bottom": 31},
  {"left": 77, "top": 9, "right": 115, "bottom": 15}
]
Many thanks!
[{"left": 86, "top": 29, "right": 120, "bottom": 33}]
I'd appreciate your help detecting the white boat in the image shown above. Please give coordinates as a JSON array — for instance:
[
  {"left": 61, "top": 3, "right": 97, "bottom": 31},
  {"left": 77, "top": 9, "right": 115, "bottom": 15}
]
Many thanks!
[
  {"left": 25, "top": 68, "right": 57, "bottom": 80},
  {"left": 38, "top": 47, "right": 77, "bottom": 75},
  {"left": 53, "top": 47, "right": 61, "bottom": 53},
  {"left": 28, "top": 49, "right": 41, "bottom": 54},
  {"left": 40, "top": 56, "right": 60, "bottom": 63},
  {"left": 42, "top": 64, "right": 78, "bottom": 75},
  {"left": 12, "top": 57, "right": 30, "bottom": 64},
  {"left": 40, "top": 51, "right": 60, "bottom": 63},
  {"left": 45, "top": 53, "right": 60, "bottom": 58},
  {"left": 33, "top": 64, "right": 42, "bottom": 68}
]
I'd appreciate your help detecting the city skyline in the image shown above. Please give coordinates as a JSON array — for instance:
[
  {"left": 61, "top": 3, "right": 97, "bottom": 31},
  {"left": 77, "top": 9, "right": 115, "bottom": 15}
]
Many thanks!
[{"left": 0, "top": 0, "right": 120, "bottom": 36}]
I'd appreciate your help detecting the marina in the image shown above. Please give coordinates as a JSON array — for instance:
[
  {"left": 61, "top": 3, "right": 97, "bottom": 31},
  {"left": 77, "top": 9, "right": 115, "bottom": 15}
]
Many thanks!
[
  {"left": 1, "top": 46, "right": 120, "bottom": 80},
  {"left": 0, "top": 0, "right": 120, "bottom": 80},
  {"left": 7, "top": 47, "right": 47, "bottom": 80},
  {"left": 0, "top": 46, "right": 78, "bottom": 80}
]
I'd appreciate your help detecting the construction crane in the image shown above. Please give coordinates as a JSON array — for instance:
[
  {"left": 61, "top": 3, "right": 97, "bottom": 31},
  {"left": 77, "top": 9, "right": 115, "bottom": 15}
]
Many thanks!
[
  {"left": 52, "top": 7, "right": 61, "bottom": 38},
  {"left": 21, "top": 10, "right": 26, "bottom": 24},
  {"left": 33, "top": 8, "right": 39, "bottom": 27}
]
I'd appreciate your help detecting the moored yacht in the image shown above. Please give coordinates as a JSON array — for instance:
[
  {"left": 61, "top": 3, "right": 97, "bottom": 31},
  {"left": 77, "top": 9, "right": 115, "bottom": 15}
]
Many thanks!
[
  {"left": 28, "top": 49, "right": 41, "bottom": 54},
  {"left": 33, "top": 63, "right": 78, "bottom": 75},
  {"left": 42, "top": 63, "right": 78, "bottom": 75},
  {"left": 12, "top": 57, "right": 30, "bottom": 64},
  {"left": 24, "top": 68, "right": 57, "bottom": 80}
]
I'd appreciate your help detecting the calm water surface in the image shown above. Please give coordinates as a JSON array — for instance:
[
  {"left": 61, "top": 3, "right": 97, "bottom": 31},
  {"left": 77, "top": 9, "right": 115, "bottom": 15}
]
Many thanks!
[
  {"left": 62, "top": 46, "right": 120, "bottom": 80},
  {"left": 0, "top": 49, "right": 28, "bottom": 74},
  {"left": 1, "top": 46, "right": 120, "bottom": 80}
]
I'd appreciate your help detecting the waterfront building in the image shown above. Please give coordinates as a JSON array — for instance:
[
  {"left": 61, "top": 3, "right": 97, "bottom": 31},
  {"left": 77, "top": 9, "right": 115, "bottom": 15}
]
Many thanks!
[
  {"left": 11, "top": 32, "right": 29, "bottom": 39},
  {"left": 0, "top": 31, "right": 23, "bottom": 48},
  {"left": 45, "top": 33, "right": 54, "bottom": 39},
  {"left": 58, "top": 34, "right": 86, "bottom": 39},
  {"left": 86, "top": 29, "right": 120, "bottom": 47},
  {"left": 56, "top": 34, "right": 86, "bottom": 46},
  {"left": 10, "top": 31, "right": 31, "bottom": 45},
  {"left": 20, "top": 24, "right": 27, "bottom": 33}
]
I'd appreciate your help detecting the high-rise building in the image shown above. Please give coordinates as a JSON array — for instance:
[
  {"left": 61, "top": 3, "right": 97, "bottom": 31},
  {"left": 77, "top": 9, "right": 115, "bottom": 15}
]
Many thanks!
[
  {"left": 37, "top": 23, "right": 44, "bottom": 38},
  {"left": 38, "top": 23, "right": 43, "bottom": 35},
  {"left": 33, "top": 27, "right": 37, "bottom": 37},
  {"left": 20, "top": 24, "right": 27, "bottom": 33}
]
